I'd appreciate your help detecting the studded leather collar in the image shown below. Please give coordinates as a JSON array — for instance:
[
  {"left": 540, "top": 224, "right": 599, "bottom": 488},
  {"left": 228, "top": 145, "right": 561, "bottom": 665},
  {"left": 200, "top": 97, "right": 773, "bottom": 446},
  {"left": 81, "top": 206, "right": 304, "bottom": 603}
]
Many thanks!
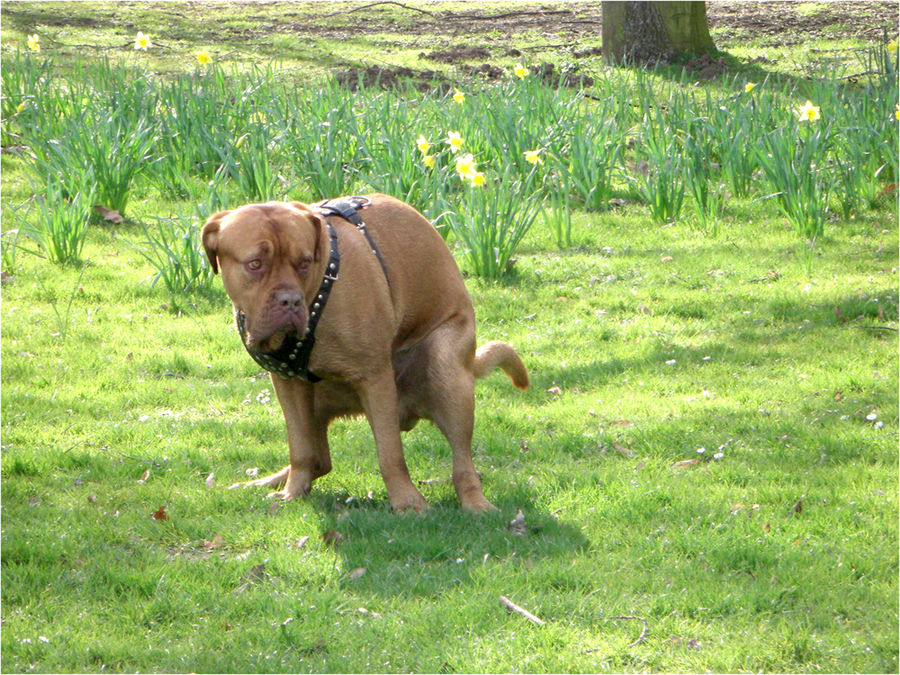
[{"left": 236, "top": 220, "right": 339, "bottom": 383}]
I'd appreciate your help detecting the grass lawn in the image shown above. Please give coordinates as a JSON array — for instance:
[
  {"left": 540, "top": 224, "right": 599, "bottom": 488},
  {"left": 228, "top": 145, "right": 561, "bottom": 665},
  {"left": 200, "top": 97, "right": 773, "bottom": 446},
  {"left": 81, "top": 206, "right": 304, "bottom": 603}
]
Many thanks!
[{"left": 1, "top": 2, "right": 898, "bottom": 673}]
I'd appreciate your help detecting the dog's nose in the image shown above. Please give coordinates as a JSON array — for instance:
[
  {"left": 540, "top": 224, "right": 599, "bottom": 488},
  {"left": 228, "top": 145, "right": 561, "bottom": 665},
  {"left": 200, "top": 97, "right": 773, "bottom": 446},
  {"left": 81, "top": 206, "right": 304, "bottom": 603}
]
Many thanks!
[{"left": 274, "top": 288, "right": 304, "bottom": 312}]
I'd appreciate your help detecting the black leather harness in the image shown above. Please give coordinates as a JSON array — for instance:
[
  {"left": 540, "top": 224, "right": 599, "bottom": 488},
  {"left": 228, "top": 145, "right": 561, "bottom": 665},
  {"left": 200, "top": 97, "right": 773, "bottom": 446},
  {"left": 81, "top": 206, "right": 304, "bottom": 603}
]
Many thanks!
[{"left": 236, "top": 196, "right": 386, "bottom": 383}]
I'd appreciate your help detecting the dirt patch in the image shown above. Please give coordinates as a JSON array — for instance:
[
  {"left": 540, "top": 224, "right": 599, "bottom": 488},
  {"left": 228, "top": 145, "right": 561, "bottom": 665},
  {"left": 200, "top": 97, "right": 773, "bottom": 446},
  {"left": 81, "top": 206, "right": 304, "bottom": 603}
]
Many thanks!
[
  {"left": 706, "top": 1, "right": 898, "bottom": 46},
  {"left": 423, "top": 45, "right": 491, "bottom": 63},
  {"left": 276, "top": 1, "right": 895, "bottom": 45},
  {"left": 334, "top": 65, "right": 444, "bottom": 91},
  {"left": 685, "top": 53, "right": 729, "bottom": 80}
]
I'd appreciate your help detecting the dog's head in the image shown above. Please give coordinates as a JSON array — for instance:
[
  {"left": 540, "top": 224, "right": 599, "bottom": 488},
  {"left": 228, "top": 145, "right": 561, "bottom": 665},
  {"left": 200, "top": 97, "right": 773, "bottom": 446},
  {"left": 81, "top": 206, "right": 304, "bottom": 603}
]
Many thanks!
[{"left": 202, "top": 201, "right": 329, "bottom": 352}]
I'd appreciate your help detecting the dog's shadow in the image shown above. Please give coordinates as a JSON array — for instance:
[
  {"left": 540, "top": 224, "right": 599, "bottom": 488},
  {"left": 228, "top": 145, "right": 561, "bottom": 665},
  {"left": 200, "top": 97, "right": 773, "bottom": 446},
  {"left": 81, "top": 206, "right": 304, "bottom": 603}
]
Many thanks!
[{"left": 306, "top": 488, "right": 590, "bottom": 598}]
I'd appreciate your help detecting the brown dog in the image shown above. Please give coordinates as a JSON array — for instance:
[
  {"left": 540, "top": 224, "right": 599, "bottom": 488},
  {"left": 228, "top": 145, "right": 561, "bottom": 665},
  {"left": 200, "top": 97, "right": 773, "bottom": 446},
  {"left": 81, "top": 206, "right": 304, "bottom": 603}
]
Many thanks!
[{"left": 201, "top": 194, "right": 528, "bottom": 512}]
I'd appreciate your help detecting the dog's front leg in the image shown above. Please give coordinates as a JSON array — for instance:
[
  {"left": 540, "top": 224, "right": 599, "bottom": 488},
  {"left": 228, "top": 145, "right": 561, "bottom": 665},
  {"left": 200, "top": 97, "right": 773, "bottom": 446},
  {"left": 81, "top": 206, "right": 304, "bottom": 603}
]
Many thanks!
[
  {"left": 357, "top": 368, "right": 427, "bottom": 513},
  {"left": 266, "top": 374, "right": 328, "bottom": 501}
]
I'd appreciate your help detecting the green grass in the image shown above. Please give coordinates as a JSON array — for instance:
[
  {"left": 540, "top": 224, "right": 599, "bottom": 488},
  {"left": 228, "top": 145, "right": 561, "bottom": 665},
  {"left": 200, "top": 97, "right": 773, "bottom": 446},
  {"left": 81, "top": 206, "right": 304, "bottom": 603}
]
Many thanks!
[{"left": 2, "top": 2, "right": 898, "bottom": 673}]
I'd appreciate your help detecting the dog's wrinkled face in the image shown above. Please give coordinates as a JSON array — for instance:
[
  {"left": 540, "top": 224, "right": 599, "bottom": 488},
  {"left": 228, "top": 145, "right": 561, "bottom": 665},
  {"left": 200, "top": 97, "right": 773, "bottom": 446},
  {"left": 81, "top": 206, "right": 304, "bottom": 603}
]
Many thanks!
[{"left": 202, "top": 202, "right": 326, "bottom": 352}]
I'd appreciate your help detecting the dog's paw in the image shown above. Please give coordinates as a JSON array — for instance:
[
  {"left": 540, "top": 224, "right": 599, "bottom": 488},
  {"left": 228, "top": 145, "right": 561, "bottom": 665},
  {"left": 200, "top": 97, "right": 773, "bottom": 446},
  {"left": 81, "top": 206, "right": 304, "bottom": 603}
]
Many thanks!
[
  {"left": 460, "top": 495, "right": 498, "bottom": 514},
  {"left": 389, "top": 488, "right": 428, "bottom": 514}
]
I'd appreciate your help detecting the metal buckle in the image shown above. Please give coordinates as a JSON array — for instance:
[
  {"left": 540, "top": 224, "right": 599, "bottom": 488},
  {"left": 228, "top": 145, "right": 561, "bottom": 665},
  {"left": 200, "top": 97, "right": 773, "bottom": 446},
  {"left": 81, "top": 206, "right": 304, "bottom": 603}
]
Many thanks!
[{"left": 349, "top": 195, "right": 372, "bottom": 209}]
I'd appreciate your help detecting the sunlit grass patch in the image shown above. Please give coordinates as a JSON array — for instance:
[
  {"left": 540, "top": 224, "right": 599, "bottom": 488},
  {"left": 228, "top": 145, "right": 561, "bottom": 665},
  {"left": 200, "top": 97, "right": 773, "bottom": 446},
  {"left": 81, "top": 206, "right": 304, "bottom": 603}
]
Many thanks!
[{"left": 1, "top": 3, "right": 898, "bottom": 673}]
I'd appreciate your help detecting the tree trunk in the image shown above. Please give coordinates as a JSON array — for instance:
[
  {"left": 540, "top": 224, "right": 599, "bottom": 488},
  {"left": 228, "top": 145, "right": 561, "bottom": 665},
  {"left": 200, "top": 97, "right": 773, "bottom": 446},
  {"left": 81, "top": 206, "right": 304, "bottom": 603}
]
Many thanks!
[{"left": 602, "top": 1, "right": 715, "bottom": 66}]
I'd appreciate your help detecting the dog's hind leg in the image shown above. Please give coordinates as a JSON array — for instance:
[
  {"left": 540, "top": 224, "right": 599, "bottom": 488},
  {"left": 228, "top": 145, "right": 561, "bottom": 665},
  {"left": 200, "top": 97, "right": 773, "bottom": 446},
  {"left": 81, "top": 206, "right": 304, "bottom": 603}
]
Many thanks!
[{"left": 419, "top": 329, "right": 497, "bottom": 513}]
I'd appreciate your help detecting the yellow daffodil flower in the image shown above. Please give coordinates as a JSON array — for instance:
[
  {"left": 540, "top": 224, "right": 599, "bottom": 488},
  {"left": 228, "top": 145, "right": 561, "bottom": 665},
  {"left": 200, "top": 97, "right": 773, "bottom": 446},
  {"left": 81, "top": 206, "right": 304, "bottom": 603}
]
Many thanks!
[
  {"left": 524, "top": 149, "right": 543, "bottom": 165},
  {"left": 453, "top": 89, "right": 466, "bottom": 104},
  {"left": 455, "top": 153, "right": 477, "bottom": 178},
  {"left": 889, "top": 39, "right": 898, "bottom": 52},
  {"left": 795, "top": 99, "right": 820, "bottom": 123},
  {"left": 469, "top": 171, "right": 485, "bottom": 187},
  {"left": 196, "top": 49, "right": 212, "bottom": 65},
  {"left": 423, "top": 154, "right": 436, "bottom": 168},
  {"left": 416, "top": 134, "right": 431, "bottom": 154},
  {"left": 27, "top": 34, "right": 40, "bottom": 52},
  {"left": 514, "top": 62, "right": 528, "bottom": 79},
  {"left": 235, "top": 133, "right": 249, "bottom": 149},
  {"left": 895, "top": 103, "right": 899, "bottom": 121},
  {"left": 134, "top": 31, "right": 151, "bottom": 51},
  {"left": 16, "top": 101, "right": 27, "bottom": 114},
  {"left": 446, "top": 130, "right": 463, "bottom": 153},
  {"left": 744, "top": 82, "right": 756, "bottom": 93}
]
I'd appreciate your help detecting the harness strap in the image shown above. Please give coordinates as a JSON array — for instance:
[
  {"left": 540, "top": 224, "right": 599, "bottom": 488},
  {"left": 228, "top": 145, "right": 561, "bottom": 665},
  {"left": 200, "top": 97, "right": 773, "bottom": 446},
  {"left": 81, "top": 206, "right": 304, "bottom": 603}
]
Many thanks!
[{"left": 314, "top": 196, "right": 389, "bottom": 283}]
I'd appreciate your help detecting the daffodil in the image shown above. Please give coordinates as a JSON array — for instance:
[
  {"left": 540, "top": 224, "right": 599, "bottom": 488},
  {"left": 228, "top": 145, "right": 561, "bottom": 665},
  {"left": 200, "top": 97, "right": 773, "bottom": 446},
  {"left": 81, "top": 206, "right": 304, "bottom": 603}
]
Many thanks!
[
  {"left": 524, "top": 149, "right": 543, "bottom": 165},
  {"left": 889, "top": 39, "right": 898, "bottom": 52},
  {"left": 795, "top": 99, "right": 820, "bottom": 123},
  {"left": 416, "top": 134, "right": 431, "bottom": 154},
  {"left": 455, "top": 153, "right": 477, "bottom": 179},
  {"left": 16, "top": 100, "right": 28, "bottom": 114},
  {"left": 469, "top": 171, "right": 485, "bottom": 187},
  {"left": 196, "top": 49, "right": 212, "bottom": 65},
  {"left": 423, "top": 154, "right": 436, "bottom": 168},
  {"left": 895, "top": 103, "right": 899, "bottom": 121},
  {"left": 26, "top": 34, "right": 40, "bottom": 52},
  {"left": 453, "top": 88, "right": 466, "bottom": 104},
  {"left": 134, "top": 31, "right": 151, "bottom": 51},
  {"left": 744, "top": 82, "right": 756, "bottom": 93},
  {"left": 446, "top": 130, "right": 463, "bottom": 154},
  {"left": 513, "top": 62, "right": 528, "bottom": 79}
]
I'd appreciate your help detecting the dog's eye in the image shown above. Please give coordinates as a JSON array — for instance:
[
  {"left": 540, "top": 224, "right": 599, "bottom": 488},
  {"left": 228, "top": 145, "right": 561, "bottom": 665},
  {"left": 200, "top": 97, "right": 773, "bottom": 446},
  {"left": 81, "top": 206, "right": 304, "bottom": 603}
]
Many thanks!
[{"left": 247, "top": 259, "right": 263, "bottom": 272}]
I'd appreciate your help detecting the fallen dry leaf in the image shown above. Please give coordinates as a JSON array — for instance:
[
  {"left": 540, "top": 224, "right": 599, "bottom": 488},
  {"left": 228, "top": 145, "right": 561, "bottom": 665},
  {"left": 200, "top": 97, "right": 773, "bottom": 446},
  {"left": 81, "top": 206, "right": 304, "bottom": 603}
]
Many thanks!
[
  {"left": 246, "top": 563, "right": 266, "bottom": 581},
  {"left": 673, "top": 458, "right": 699, "bottom": 468},
  {"left": 792, "top": 499, "right": 803, "bottom": 515},
  {"left": 138, "top": 468, "right": 151, "bottom": 484},
  {"left": 295, "top": 536, "right": 310, "bottom": 549},
  {"left": 202, "top": 534, "right": 225, "bottom": 550},
  {"left": 358, "top": 607, "right": 383, "bottom": 618},
  {"left": 267, "top": 501, "right": 281, "bottom": 517},
  {"left": 322, "top": 530, "right": 344, "bottom": 547},
  {"left": 507, "top": 509, "right": 527, "bottom": 537},
  {"left": 87, "top": 494, "right": 97, "bottom": 503},
  {"left": 93, "top": 205, "right": 124, "bottom": 224},
  {"left": 613, "top": 443, "right": 635, "bottom": 458},
  {"left": 348, "top": 567, "right": 367, "bottom": 580},
  {"left": 610, "top": 420, "right": 634, "bottom": 427},
  {"left": 547, "top": 386, "right": 562, "bottom": 396},
  {"left": 205, "top": 473, "right": 215, "bottom": 488},
  {"left": 150, "top": 505, "right": 169, "bottom": 521}
]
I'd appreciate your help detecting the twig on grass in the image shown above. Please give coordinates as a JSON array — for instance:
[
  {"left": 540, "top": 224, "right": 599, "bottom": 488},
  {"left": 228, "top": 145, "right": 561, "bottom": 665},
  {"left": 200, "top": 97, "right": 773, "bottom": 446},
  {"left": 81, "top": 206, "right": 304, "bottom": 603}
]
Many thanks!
[
  {"left": 499, "top": 596, "right": 545, "bottom": 626},
  {"left": 849, "top": 325, "right": 899, "bottom": 332},
  {"left": 320, "top": 2, "right": 435, "bottom": 17}
]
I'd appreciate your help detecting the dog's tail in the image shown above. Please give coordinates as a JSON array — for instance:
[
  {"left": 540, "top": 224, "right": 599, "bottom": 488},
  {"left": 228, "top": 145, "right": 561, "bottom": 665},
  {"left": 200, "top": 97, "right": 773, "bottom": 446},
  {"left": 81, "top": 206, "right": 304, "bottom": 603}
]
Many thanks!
[{"left": 474, "top": 341, "right": 529, "bottom": 390}]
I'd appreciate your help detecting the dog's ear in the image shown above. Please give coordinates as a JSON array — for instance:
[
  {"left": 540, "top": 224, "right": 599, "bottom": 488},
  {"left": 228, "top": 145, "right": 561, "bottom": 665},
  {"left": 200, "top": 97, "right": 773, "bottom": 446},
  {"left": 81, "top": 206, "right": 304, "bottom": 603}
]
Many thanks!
[
  {"left": 288, "top": 202, "right": 327, "bottom": 263},
  {"left": 201, "top": 210, "right": 231, "bottom": 275}
]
